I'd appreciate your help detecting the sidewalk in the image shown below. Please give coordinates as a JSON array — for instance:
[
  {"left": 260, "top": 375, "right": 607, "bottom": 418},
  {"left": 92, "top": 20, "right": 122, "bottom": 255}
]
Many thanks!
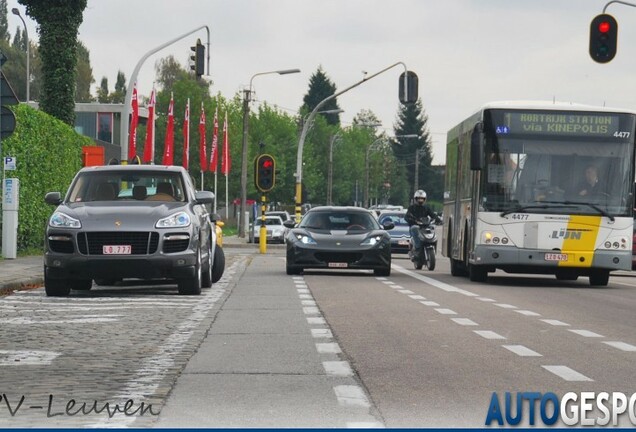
[{"left": 0, "top": 235, "right": 283, "bottom": 294}]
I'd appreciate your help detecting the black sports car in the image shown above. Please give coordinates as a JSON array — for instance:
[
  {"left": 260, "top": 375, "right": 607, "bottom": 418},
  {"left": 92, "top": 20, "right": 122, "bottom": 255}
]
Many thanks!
[{"left": 284, "top": 206, "right": 394, "bottom": 276}]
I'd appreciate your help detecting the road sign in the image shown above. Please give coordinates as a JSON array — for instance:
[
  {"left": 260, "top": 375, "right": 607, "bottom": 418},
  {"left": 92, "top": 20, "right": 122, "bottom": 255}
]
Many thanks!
[
  {"left": 4, "top": 156, "right": 16, "bottom": 170},
  {"left": 1, "top": 106, "right": 16, "bottom": 139},
  {"left": 0, "top": 71, "right": 19, "bottom": 106}
]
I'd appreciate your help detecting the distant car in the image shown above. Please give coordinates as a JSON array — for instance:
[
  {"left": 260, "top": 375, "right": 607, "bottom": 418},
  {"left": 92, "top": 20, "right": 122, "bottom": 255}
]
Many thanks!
[
  {"left": 266, "top": 210, "right": 291, "bottom": 223},
  {"left": 378, "top": 211, "right": 410, "bottom": 254},
  {"left": 284, "top": 206, "right": 394, "bottom": 276},
  {"left": 253, "top": 215, "right": 287, "bottom": 244},
  {"left": 44, "top": 165, "right": 220, "bottom": 296}
]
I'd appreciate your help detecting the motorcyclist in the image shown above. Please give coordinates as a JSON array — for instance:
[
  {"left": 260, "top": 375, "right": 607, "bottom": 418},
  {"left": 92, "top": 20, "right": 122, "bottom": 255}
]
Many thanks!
[{"left": 405, "top": 190, "right": 442, "bottom": 257}]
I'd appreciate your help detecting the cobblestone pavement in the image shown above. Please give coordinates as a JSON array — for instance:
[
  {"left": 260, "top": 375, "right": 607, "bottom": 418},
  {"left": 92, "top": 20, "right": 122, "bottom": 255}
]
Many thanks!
[{"left": 0, "top": 251, "right": 249, "bottom": 428}]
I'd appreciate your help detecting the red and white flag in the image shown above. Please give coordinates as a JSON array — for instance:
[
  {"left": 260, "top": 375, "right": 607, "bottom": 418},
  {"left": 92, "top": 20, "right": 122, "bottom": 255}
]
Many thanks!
[
  {"left": 209, "top": 107, "right": 219, "bottom": 173},
  {"left": 128, "top": 82, "right": 139, "bottom": 161},
  {"left": 199, "top": 103, "right": 207, "bottom": 172},
  {"left": 142, "top": 88, "right": 156, "bottom": 164},
  {"left": 221, "top": 112, "right": 231, "bottom": 176},
  {"left": 162, "top": 93, "right": 175, "bottom": 165},
  {"left": 182, "top": 98, "right": 190, "bottom": 169}
]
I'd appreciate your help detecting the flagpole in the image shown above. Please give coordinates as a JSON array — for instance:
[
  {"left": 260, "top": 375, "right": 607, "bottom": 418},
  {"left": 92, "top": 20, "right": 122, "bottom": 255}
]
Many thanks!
[{"left": 214, "top": 172, "right": 218, "bottom": 214}]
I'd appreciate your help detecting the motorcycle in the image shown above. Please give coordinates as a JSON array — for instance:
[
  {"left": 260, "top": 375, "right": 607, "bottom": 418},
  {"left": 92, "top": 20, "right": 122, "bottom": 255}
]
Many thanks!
[{"left": 409, "top": 220, "right": 438, "bottom": 271}]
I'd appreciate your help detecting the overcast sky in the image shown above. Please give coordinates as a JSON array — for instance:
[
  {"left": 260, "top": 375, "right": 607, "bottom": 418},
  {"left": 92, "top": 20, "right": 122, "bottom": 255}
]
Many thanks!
[{"left": 8, "top": 0, "right": 636, "bottom": 164}]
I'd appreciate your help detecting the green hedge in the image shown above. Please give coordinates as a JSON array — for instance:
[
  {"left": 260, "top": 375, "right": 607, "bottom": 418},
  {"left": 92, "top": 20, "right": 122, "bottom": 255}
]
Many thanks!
[{"left": 1, "top": 104, "right": 93, "bottom": 251}]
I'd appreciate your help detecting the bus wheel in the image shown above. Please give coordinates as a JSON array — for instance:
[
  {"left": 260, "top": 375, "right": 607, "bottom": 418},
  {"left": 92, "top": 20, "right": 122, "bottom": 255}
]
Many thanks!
[
  {"left": 469, "top": 264, "right": 488, "bottom": 283},
  {"left": 450, "top": 258, "right": 464, "bottom": 276},
  {"left": 589, "top": 270, "right": 609, "bottom": 287}
]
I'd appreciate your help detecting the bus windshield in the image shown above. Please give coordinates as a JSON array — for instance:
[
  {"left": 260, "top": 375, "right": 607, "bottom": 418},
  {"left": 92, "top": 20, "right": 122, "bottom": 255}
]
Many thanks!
[{"left": 480, "top": 109, "right": 635, "bottom": 217}]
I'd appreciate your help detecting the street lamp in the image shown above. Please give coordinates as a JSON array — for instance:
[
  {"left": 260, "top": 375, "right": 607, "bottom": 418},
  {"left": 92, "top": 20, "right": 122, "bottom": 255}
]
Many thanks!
[
  {"left": 11, "top": 8, "right": 29, "bottom": 102},
  {"left": 238, "top": 68, "right": 300, "bottom": 238},
  {"left": 327, "top": 133, "right": 342, "bottom": 205}
]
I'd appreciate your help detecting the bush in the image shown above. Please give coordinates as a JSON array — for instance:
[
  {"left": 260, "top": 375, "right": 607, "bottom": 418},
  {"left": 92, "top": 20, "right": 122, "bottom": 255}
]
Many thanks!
[{"left": 1, "top": 104, "right": 93, "bottom": 251}]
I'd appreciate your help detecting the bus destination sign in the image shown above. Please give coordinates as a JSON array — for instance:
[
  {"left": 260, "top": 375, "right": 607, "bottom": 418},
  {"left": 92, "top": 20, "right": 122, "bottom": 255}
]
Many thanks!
[{"left": 497, "top": 112, "right": 622, "bottom": 137}]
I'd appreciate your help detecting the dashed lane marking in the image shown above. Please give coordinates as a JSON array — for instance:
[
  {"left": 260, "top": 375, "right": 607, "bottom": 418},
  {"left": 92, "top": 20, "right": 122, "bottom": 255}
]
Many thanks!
[
  {"left": 323, "top": 361, "right": 354, "bottom": 377},
  {"left": 474, "top": 330, "right": 506, "bottom": 340},
  {"left": 333, "top": 385, "right": 371, "bottom": 408},
  {"left": 451, "top": 318, "right": 479, "bottom": 326},
  {"left": 502, "top": 345, "right": 542, "bottom": 357},
  {"left": 0, "top": 350, "right": 61, "bottom": 365},
  {"left": 603, "top": 341, "right": 636, "bottom": 352},
  {"left": 568, "top": 329, "right": 604, "bottom": 338},
  {"left": 542, "top": 365, "right": 593, "bottom": 382},
  {"left": 541, "top": 319, "right": 570, "bottom": 326}
]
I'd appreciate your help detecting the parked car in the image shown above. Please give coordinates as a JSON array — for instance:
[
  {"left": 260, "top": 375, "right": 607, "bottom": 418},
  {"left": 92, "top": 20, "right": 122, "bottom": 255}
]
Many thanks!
[
  {"left": 44, "top": 165, "right": 221, "bottom": 296},
  {"left": 266, "top": 210, "right": 291, "bottom": 223},
  {"left": 253, "top": 215, "right": 287, "bottom": 244},
  {"left": 284, "top": 206, "right": 394, "bottom": 276},
  {"left": 378, "top": 210, "right": 411, "bottom": 254}
]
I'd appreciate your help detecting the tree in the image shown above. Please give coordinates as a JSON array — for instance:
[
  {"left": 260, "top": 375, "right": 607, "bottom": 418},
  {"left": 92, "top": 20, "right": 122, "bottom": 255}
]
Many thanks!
[
  {"left": 96, "top": 77, "right": 110, "bottom": 103},
  {"left": 0, "top": 0, "right": 8, "bottom": 42},
  {"left": 392, "top": 98, "right": 442, "bottom": 202},
  {"left": 155, "top": 55, "right": 189, "bottom": 90},
  {"left": 75, "top": 40, "right": 94, "bottom": 102},
  {"left": 301, "top": 66, "right": 341, "bottom": 126},
  {"left": 11, "top": 26, "right": 21, "bottom": 49},
  {"left": 110, "top": 70, "right": 126, "bottom": 103},
  {"left": 19, "top": 0, "right": 87, "bottom": 125}
]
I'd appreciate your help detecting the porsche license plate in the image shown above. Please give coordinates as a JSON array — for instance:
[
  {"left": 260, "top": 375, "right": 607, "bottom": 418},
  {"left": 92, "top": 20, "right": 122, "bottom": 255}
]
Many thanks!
[
  {"left": 103, "top": 245, "right": 132, "bottom": 255},
  {"left": 545, "top": 253, "right": 568, "bottom": 262},
  {"left": 328, "top": 262, "right": 348, "bottom": 268},
  {"left": 398, "top": 240, "right": 410, "bottom": 246}
]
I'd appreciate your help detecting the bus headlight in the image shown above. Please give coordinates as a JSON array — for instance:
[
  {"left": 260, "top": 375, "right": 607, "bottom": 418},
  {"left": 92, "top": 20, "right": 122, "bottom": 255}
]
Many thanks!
[{"left": 481, "top": 231, "right": 510, "bottom": 245}]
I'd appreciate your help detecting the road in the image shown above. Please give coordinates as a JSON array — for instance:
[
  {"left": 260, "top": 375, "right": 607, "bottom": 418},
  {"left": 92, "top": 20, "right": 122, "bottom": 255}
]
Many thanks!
[{"left": 0, "top": 246, "right": 635, "bottom": 427}]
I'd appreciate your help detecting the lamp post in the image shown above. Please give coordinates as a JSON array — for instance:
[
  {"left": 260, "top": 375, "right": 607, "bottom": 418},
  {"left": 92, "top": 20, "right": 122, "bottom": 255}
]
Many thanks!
[
  {"left": 11, "top": 8, "right": 28, "bottom": 102},
  {"left": 238, "top": 68, "right": 300, "bottom": 238},
  {"left": 327, "top": 133, "right": 342, "bottom": 205}
]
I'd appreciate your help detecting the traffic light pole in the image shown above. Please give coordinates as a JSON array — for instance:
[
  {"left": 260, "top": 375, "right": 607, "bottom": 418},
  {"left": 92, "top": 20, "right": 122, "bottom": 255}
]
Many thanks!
[
  {"left": 120, "top": 25, "right": 210, "bottom": 162},
  {"left": 259, "top": 194, "right": 267, "bottom": 254},
  {"left": 294, "top": 61, "right": 410, "bottom": 221},
  {"left": 603, "top": 0, "right": 636, "bottom": 12}
]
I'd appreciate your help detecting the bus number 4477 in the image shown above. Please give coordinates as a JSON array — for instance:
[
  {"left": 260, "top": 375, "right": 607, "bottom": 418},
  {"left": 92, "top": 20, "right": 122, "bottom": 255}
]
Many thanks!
[{"left": 614, "top": 131, "right": 630, "bottom": 138}]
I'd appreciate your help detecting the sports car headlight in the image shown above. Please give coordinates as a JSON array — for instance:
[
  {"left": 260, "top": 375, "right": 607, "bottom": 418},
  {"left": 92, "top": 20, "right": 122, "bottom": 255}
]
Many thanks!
[
  {"left": 361, "top": 235, "right": 383, "bottom": 246},
  {"left": 49, "top": 212, "right": 81, "bottom": 228},
  {"left": 296, "top": 234, "right": 317, "bottom": 244},
  {"left": 156, "top": 211, "right": 191, "bottom": 228}
]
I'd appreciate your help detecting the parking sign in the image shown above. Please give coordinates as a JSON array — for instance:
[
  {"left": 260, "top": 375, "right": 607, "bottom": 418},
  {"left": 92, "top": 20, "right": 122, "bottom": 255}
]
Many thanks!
[{"left": 4, "top": 156, "right": 16, "bottom": 171}]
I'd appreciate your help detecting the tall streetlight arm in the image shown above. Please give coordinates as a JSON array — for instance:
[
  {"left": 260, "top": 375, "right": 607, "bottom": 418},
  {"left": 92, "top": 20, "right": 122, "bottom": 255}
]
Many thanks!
[
  {"left": 11, "top": 8, "right": 28, "bottom": 102},
  {"left": 120, "top": 25, "right": 210, "bottom": 161},
  {"left": 295, "top": 61, "right": 408, "bottom": 219}
]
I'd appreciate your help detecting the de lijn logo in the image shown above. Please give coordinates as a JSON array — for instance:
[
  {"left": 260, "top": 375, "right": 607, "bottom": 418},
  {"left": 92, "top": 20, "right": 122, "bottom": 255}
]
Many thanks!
[{"left": 485, "top": 392, "right": 636, "bottom": 427}]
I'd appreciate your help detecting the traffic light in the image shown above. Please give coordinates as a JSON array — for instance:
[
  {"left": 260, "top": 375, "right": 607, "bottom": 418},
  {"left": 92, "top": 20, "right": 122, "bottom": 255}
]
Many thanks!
[
  {"left": 399, "top": 70, "right": 418, "bottom": 104},
  {"left": 589, "top": 13, "right": 618, "bottom": 63},
  {"left": 254, "top": 154, "right": 276, "bottom": 193},
  {"left": 190, "top": 39, "right": 205, "bottom": 78}
]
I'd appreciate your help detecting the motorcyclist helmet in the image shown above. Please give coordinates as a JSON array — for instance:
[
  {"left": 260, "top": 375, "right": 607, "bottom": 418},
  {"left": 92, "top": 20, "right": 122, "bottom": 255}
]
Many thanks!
[{"left": 414, "top": 190, "right": 427, "bottom": 204}]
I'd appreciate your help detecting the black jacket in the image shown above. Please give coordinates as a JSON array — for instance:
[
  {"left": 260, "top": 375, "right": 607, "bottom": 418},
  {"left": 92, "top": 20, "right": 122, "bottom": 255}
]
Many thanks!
[{"left": 405, "top": 203, "right": 440, "bottom": 226}]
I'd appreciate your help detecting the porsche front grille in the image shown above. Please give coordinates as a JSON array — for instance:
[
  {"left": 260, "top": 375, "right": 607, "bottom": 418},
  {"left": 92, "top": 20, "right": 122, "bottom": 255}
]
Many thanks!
[{"left": 77, "top": 232, "right": 159, "bottom": 255}]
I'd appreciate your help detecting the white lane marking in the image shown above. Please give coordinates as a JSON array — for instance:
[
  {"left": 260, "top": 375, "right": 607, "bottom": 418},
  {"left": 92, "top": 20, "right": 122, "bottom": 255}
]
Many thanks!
[
  {"left": 568, "top": 329, "right": 604, "bottom": 338},
  {"left": 603, "top": 341, "right": 636, "bottom": 352},
  {"left": 515, "top": 310, "right": 541, "bottom": 317},
  {"left": 541, "top": 319, "right": 570, "bottom": 326},
  {"left": 408, "top": 295, "right": 426, "bottom": 300},
  {"left": 474, "top": 330, "right": 506, "bottom": 340},
  {"left": 297, "top": 289, "right": 310, "bottom": 294},
  {"left": 420, "top": 301, "right": 440, "bottom": 307},
  {"left": 459, "top": 291, "right": 480, "bottom": 297},
  {"left": 316, "top": 343, "right": 342, "bottom": 354},
  {"left": 451, "top": 318, "right": 478, "bottom": 326},
  {"left": 295, "top": 285, "right": 308, "bottom": 289},
  {"left": 2, "top": 297, "right": 200, "bottom": 304},
  {"left": 301, "top": 300, "right": 317, "bottom": 306},
  {"left": 0, "top": 306, "right": 192, "bottom": 312},
  {"left": 435, "top": 308, "right": 457, "bottom": 315},
  {"left": 495, "top": 303, "right": 518, "bottom": 309},
  {"left": 1, "top": 299, "right": 198, "bottom": 307},
  {"left": 0, "top": 350, "right": 61, "bottom": 365},
  {"left": 392, "top": 263, "right": 476, "bottom": 295},
  {"left": 298, "top": 294, "right": 313, "bottom": 299},
  {"left": 303, "top": 307, "right": 320, "bottom": 315},
  {"left": 476, "top": 297, "right": 496, "bottom": 302},
  {"left": 391, "top": 285, "right": 404, "bottom": 289},
  {"left": 502, "top": 345, "right": 542, "bottom": 357},
  {"left": 323, "top": 361, "right": 353, "bottom": 376},
  {"left": 346, "top": 421, "right": 384, "bottom": 428},
  {"left": 375, "top": 277, "right": 388, "bottom": 281},
  {"left": 307, "top": 317, "right": 326, "bottom": 325},
  {"left": 333, "top": 385, "right": 371, "bottom": 408},
  {"left": 311, "top": 329, "right": 333, "bottom": 338},
  {"left": 542, "top": 365, "right": 593, "bottom": 382},
  {"left": 381, "top": 281, "right": 395, "bottom": 285},
  {"left": 397, "top": 289, "right": 415, "bottom": 294},
  {"left": 292, "top": 276, "right": 304, "bottom": 280}
]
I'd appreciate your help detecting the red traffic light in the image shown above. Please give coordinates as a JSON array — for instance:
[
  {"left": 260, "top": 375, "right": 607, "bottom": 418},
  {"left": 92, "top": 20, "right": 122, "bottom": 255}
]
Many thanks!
[
  {"left": 589, "top": 13, "right": 618, "bottom": 63},
  {"left": 262, "top": 159, "right": 273, "bottom": 169},
  {"left": 599, "top": 21, "right": 611, "bottom": 33}
]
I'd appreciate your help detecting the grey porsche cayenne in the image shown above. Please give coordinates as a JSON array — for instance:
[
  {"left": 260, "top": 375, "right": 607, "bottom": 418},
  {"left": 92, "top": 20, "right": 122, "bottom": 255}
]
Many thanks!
[{"left": 44, "top": 165, "right": 218, "bottom": 296}]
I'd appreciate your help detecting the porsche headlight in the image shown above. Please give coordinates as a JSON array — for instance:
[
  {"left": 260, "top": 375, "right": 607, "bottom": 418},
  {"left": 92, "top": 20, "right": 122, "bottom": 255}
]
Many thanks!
[
  {"left": 49, "top": 212, "right": 81, "bottom": 229},
  {"left": 361, "top": 235, "right": 383, "bottom": 246},
  {"left": 296, "top": 234, "right": 317, "bottom": 245},
  {"left": 156, "top": 211, "right": 191, "bottom": 228}
]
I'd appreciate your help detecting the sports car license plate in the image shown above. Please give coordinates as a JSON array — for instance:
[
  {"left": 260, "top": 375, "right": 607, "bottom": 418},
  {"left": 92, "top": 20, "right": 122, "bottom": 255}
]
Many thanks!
[
  {"left": 545, "top": 253, "right": 568, "bottom": 262},
  {"left": 398, "top": 240, "right": 410, "bottom": 245},
  {"left": 328, "top": 262, "right": 348, "bottom": 268},
  {"left": 103, "top": 245, "right": 132, "bottom": 255}
]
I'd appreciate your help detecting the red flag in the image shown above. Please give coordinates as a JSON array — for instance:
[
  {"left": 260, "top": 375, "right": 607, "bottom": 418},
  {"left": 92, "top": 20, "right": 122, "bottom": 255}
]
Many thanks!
[
  {"left": 128, "top": 82, "right": 139, "bottom": 160},
  {"left": 142, "top": 88, "right": 156, "bottom": 163},
  {"left": 199, "top": 103, "right": 207, "bottom": 172},
  {"left": 209, "top": 107, "right": 219, "bottom": 173},
  {"left": 221, "top": 112, "right": 231, "bottom": 175},
  {"left": 162, "top": 93, "right": 175, "bottom": 165},
  {"left": 182, "top": 99, "right": 190, "bottom": 169}
]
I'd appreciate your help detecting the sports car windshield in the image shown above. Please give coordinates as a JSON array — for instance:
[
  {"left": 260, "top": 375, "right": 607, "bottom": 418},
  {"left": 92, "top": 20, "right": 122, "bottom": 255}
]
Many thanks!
[
  {"left": 299, "top": 211, "right": 380, "bottom": 231},
  {"left": 67, "top": 171, "right": 186, "bottom": 203}
]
